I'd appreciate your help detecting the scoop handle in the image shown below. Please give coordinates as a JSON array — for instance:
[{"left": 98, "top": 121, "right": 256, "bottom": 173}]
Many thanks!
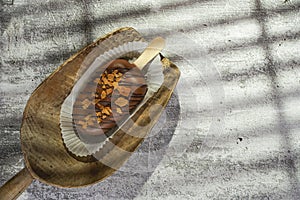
[
  {"left": 133, "top": 37, "right": 165, "bottom": 70},
  {"left": 0, "top": 167, "right": 33, "bottom": 200}
]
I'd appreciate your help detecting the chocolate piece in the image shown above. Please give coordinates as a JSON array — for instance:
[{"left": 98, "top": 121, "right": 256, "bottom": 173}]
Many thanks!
[{"left": 73, "top": 59, "right": 148, "bottom": 143}]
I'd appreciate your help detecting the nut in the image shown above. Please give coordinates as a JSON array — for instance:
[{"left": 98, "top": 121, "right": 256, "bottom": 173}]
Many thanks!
[{"left": 114, "top": 97, "right": 128, "bottom": 107}]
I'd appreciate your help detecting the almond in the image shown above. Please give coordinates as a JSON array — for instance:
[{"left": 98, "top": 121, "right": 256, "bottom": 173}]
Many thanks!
[
  {"left": 106, "top": 88, "right": 113, "bottom": 95},
  {"left": 84, "top": 114, "right": 91, "bottom": 121},
  {"left": 112, "top": 82, "right": 118, "bottom": 87},
  {"left": 115, "top": 97, "right": 128, "bottom": 107},
  {"left": 82, "top": 99, "right": 91, "bottom": 109},
  {"left": 107, "top": 74, "right": 114, "bottom": 82},
  {"left": 101, "top": 91, "right": 106, "bottom": 99},
  {"left": 102, "top": 115, "right": 107, "bottom": 119},
  {"left": 116, "top": 107, "right": 122, "bottom": 114},
  {"left": 94, "top": 78, "right": 101, "bottom": 84},
  {"left": 102, "top": 77, "right": 109, "bottom": 85},
  {"left": 102, "top": 107, "right": 111, "bottom": 115},
  {"left": 116, "top": 86, "right": 131, "bottom": 97}
]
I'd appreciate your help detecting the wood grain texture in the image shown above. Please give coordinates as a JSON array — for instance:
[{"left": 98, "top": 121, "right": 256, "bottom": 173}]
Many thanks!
[
  {"left": 17, "top": 27, "right": 180, "bottom": 188},
  {"left": 0, "top": 168, "right": 33, "bottom": 200}
]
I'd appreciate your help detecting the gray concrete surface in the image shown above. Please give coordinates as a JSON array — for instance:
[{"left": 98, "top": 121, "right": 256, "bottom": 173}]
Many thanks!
[{"left": 1, "top": 0, "right": 300, "bottom": 199}]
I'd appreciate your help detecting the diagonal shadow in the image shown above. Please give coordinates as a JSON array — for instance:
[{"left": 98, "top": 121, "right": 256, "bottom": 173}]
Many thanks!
[
  {"left": 1, "top": 0, "right": 299, "bottom": 70},
  {"left": 3, "top": 28, "right": 299, "bottom": 78},
  {"left": 22, "top": 1, "right": 300, "bottom": 43},
  {"left": 81, "top": 0, "right": 93, "bottom": 45},
  {"left": 4, "top": 0, "right": 212, "bottom": 19}
]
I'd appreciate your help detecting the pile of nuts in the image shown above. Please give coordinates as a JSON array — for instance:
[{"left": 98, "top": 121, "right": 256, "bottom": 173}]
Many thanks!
[
  {"left": 94, "top": 69, "right": 131, "bottom": 122},
  {"left": 73, "top": 59, "right": 148, "bottom": 136},
  {"left": 77, "top": 69, "right": 127, "bottom": 129}
]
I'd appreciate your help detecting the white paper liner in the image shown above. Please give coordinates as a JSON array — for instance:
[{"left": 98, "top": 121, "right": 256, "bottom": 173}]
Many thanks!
[{"left": 60, "top": 41, "right": 164, "bottom": 156}]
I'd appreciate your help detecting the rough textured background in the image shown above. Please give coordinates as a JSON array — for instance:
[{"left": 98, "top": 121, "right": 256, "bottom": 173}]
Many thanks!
[{"left": 1, "top": 0, "right": 300, "bottom": 199}]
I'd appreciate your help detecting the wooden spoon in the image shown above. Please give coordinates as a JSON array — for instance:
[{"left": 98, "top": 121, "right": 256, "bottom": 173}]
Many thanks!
[{"left": 0, "top": 27, "right": 180, "bottom": 200}]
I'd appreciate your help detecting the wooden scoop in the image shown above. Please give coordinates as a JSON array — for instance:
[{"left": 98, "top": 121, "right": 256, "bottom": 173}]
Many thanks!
[{"left": 0, "top": 27, "right": 180, "bottom": 200}]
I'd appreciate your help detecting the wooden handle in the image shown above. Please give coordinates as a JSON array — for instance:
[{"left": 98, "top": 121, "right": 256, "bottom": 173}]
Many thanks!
[
  {"left": 133, "top": 37, "right": 165, "bottom": 70},
  {"left": 0, "top": 167, "right": 33, "bottom": 200}
]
